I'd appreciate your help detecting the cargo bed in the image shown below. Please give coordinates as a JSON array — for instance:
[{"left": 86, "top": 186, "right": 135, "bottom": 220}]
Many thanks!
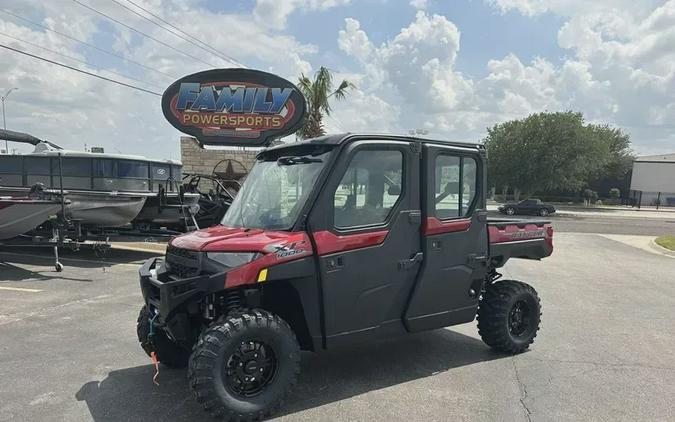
[{"left": 487, "top": 219, "right": 553, "bottom": 267}]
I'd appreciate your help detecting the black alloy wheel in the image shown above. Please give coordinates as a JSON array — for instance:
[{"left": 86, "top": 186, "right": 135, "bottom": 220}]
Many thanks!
[
  {"left": 224, "top": 340, "right": 278, "bottom": 398},
  {"left": 477, "top": 280, "right": 541, "bottom": 354},
  {"left": 508, "top": 300, "right": 532, "bottom": 337},
  {"left": 188, "top": 309, "right": 300, "bottom": 421}
]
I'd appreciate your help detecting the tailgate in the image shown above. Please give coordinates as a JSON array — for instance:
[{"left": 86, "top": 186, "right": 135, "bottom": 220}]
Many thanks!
[{"left": 487, "top": 219, "right": 553, "bottom": 267}]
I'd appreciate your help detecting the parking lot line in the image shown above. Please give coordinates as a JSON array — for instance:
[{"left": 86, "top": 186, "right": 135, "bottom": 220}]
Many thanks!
[
  {"left": 0, "top": 251, "right": 142, "bottom": 268},
  {"left": 0, "top": 286, "right": 43, "bottom": 293}
]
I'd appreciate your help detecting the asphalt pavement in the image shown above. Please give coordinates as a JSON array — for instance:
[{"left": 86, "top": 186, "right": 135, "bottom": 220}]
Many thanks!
[{"left": 1, "top": 230, "right": 675, "bottom": 421}]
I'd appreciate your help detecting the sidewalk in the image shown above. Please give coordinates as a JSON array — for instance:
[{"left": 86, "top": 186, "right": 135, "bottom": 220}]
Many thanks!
[{"left": 487, "top": 203, "right": 675, "bottom": 219}]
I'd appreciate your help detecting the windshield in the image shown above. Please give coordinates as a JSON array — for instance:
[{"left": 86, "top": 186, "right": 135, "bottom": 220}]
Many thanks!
[{"left": 221, "top": 152, "right": 329, "bottom": 230}]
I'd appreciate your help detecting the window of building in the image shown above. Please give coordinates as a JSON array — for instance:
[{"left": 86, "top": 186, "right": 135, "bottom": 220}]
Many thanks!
[{"left": 333, "top": 149, "right": 403, "bottom": 229}]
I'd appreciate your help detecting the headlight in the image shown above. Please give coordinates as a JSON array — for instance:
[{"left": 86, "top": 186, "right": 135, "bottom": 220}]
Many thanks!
[{"left": 206, "top": 252, "right": 258, "bottom": 268}]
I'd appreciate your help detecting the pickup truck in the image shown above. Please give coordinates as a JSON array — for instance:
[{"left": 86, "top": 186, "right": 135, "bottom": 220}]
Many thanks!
[{"left": 136, "top": 133, "right": 553, "bottom": 420}]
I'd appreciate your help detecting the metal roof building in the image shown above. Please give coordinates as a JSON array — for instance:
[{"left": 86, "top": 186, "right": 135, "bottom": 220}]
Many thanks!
[{"left": 630, "top": 153, "right": 675, "bottom": 208}]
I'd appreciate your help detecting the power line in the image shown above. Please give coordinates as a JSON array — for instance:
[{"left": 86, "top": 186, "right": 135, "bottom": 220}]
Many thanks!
[
  {"left": 0, "top": 31, "right": 165, "bottom": 90},
  {"left": 69, "top": 0, "right": 221, "bottom": 69},
  {"left": 0, "top": 8, "right": 177, "bottom": 80},
  {"left": 124, "top": 0, "right": 245, "bottom": 67},
  {"left": 109, "top": 0, "right": 245, "bottom": 67},
  {"left": 0, "top": 43, "right": 162, "bottom": 96},
  {"left": 327, "top": 114, "right": 348, "bottom": 132}
]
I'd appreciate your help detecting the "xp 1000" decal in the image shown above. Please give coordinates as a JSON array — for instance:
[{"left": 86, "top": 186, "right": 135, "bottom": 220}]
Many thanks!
[{"left": 264, "top": 241, "right": 308, "bottom": 259}]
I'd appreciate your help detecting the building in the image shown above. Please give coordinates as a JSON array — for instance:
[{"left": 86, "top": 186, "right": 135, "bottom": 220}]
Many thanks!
[
  {"left": 629, "top": 153, "right": 675, "bottom": 208},
  {"left": 180, "top": 136, "right": 259, "bottom": 179}
]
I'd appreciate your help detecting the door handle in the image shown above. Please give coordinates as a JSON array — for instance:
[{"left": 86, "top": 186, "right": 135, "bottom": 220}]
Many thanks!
[
  {"left": 325, "top": 256, "right": 344, "bottom": 271},
  {"left": 467, "top": 253, "right": 488, "bottom": 265},
  {"left": 398, "top": 252, "right": 423, "bottom": 270},
  {"left": 408, "top": 211, "right": 421, "bottom": 224}
]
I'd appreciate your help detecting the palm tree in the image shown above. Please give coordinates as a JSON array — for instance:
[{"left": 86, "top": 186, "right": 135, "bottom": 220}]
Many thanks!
[{"left": 297, "top": 67, "right": 353, "bottom": 139}]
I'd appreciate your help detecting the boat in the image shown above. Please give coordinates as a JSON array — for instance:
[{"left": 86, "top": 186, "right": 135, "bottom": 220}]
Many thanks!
[
  {"left": 0, "top": 129, "right": 198, "bottom": 230},
  {"left": 0, "top": 195, "right": 63, "bottom": 240}
]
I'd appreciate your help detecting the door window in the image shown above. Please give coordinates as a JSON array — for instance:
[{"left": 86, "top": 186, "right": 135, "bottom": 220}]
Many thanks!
[
  {"left": 434, "top": 154, "right": 478, "bottom": 219},
  {"left": 333, "top": 149, "right": 403, "bottom": 229}
]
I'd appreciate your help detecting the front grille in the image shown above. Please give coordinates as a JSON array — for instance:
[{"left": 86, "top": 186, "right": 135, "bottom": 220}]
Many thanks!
[
  {"left": 166, "top": 245, "right": 201, "bottom": 278},
  {"left": 167, "top": 245, "right": 199, "bottom": 260}
]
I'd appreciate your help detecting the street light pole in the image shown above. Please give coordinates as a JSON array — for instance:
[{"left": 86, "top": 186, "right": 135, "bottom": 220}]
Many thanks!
[{"left": 1, "top": 87, "right": 19, "bottom": 154}]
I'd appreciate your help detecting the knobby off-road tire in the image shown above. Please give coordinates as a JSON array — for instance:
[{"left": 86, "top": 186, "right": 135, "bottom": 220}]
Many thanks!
[
  {"left": 188, "top": 309, "right": 301, "bottom": 421},
  {"left": 477, "top": 280, "right": 541, "bottom": 354},
  {"left": 136, "top": 306, "right": 190, "bottom": 368}
]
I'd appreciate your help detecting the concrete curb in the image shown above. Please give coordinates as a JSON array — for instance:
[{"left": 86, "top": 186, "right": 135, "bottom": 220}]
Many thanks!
[
  {"left": 649, "top": 240, "right": 675, "bottom": 257},
  {"left": 110, "top": 243, "right": 166, "bottom": 254}
]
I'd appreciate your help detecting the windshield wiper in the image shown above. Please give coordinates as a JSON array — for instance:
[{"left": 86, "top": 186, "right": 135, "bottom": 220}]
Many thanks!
[{"left": 277, "top": 156, "right": 323, "bottom": 165}]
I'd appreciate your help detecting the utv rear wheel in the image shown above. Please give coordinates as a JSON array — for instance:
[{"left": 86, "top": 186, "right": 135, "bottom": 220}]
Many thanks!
[
  {"left": 136, "top": 306, "right": 190, "bottom": 368},
  {"left": 188, "top": 310, "right": 301, "bottom": 421},
  {"left": 477, "top": 280, "right": 541, "bottom": 354}
]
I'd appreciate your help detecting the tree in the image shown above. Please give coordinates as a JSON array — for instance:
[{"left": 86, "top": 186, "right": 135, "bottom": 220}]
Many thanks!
[
  {"left": 483, "top": 111, "right": 634, "bottom": 200},
  {"left": 297, "top": 67, "right": 353, "bottom": 139}
]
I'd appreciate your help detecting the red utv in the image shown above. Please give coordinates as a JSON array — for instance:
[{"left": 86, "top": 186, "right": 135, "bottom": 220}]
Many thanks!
[{"left": 137, "top": 133, "right": 553, "bottom": 420}]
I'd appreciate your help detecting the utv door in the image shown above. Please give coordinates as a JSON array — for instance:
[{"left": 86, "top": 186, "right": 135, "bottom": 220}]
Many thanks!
[
  {"left": 404, "top": 144, "right": 488, "bottom": 332},
  {"left": 308, "top": 138, "right": 422, "bottom": 347}
]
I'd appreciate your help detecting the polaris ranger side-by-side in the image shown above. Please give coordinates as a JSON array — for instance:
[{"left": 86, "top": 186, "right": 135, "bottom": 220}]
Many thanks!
[{"left": 137, "top": 133, "right": 553, "bottom": 420}]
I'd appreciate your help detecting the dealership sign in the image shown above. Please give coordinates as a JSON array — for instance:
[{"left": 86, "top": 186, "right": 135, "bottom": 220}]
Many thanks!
[{"left": 161, "top": 69, "right": 307, "bottom": 147}]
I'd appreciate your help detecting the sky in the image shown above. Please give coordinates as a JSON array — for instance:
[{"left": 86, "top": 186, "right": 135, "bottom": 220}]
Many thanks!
[{"left": 0, "top": 0, "right": 674, "bottom": 160}]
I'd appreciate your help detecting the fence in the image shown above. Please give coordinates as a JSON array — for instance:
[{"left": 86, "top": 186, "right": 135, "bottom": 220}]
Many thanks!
[{"left": 629, "top": 190, "right": 675, "bottom": 209}]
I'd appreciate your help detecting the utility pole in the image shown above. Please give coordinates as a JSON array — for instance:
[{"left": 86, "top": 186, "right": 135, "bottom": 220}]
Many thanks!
[{"left": 1, "top": 87, "right": 19, "bottom": 154}]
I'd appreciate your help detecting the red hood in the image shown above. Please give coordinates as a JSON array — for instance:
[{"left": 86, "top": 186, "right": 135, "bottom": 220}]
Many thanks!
[{"left": 170, "top": 225, "right": 307, "bottom": 253}]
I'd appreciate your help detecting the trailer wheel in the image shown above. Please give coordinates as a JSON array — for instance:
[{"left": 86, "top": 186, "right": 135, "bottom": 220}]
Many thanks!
[
  {"left": 55, "top": 262, "right": 64, "bottom": 272},
  {"left": 136, "top": 306, "right": 190, "bottom": 368},
  {"left": 188, "top": 309, "right": 300, "bottom": 421},
  {"left": 477, "top": 280, "right": 541, "bottom": 354}
]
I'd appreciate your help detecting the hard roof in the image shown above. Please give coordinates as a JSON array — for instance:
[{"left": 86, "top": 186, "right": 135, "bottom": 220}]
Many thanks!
[
  {"left": 266, "top": 133, "right": 483, "bottom": 152},
  {"left": 634, "top": 153, "right": 675, "bottom": 163}
]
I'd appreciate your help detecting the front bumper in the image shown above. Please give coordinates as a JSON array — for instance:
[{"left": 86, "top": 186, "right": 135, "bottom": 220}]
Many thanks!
[{"left": 139, "top": 257, "right": 226, "bottom": 322}]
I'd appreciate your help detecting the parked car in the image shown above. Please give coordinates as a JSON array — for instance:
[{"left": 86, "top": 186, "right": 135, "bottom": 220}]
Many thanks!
[{"left": 498, "top": 199, "right": 556, "bottom": 216}]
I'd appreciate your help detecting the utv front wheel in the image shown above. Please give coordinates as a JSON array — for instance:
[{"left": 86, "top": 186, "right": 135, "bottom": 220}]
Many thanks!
[
  {"left": 188, "top": 310, "right": 301, "bottom": 421},
  {"left": 136, "top": 306, "right": 190, "bottom": 368},
  {"left": 477, "top": 280, "right": 541, "bottom": 354}
]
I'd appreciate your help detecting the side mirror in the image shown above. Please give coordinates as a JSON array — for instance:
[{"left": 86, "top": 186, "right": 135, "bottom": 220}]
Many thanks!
[{"left": 388, "top": 185, "right": 401, "bottom": 195}]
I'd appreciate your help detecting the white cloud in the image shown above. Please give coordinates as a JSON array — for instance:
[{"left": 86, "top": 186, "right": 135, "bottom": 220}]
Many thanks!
[
  {"left": 253, "top": 0, "right": 351, "bottom": 29},
  {"left": 339, "top": 12, "right": 473, "bottom": 112},
  {"left": 333, "top": 3, "right": 675, "bottom": 153},
  {"left": 409, "top": 0, "right": 428, "bottom": 9},
  {"left": 0, "top": 0, "right": 323, "bottom": 157}
]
